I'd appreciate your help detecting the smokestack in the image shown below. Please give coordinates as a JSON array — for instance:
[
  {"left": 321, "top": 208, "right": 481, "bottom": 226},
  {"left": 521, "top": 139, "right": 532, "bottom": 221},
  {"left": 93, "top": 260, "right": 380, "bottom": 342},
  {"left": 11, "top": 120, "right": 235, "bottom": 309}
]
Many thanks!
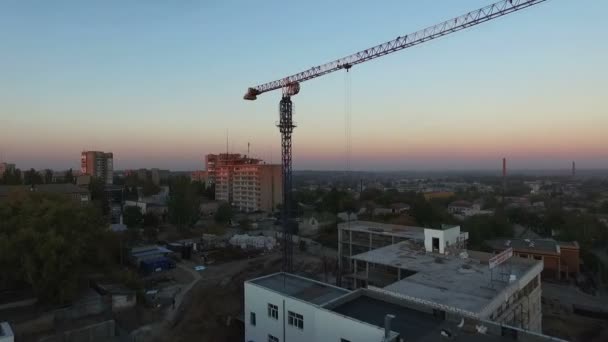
[
  {"left": 572, "top": 161, "right": 576, "bottom": 177},
  {"left": 384, "top": 314, "right": 395, "bottom": 340},
  {"left": 502, "top": 158, "right": 507, "bottom": 199}
]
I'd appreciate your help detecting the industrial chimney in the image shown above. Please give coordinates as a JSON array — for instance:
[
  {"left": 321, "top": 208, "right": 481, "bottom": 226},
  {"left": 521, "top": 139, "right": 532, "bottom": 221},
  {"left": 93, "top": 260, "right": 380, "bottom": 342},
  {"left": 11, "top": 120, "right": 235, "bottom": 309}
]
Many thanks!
[
  {"left": 502, "top": 158, "right": 507, "bottom": 199},
  {"left": 572, "top": 161, "right": 576, "bottom": 177}
]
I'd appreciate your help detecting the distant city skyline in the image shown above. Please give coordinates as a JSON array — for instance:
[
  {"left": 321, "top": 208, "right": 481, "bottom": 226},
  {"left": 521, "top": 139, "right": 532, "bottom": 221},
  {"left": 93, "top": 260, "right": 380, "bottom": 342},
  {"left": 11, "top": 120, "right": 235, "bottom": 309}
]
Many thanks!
[
  {"left": 1, "top": 151, "right": 606, "bottom": 173},
  {"left": 2, "top": 1, "right": 607, "bottom": 171}
]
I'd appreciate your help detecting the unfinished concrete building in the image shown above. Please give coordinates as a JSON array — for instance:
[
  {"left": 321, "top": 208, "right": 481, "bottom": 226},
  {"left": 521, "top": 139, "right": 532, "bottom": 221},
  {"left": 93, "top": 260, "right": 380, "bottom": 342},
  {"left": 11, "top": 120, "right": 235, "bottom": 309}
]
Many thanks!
[{"left": 338, "top": 221, "right": 544, "bottom": 333}]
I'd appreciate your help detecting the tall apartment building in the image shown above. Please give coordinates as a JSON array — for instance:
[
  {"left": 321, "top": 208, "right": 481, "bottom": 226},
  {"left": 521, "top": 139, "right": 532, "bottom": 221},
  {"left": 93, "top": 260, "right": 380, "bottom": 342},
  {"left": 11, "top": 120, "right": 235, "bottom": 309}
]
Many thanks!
[
  {"left": 205, "top": 153, "right": 256, "bottom": 185},
  {"left": 80, "top": 151, "right": 113, "bottom": 185},
  {"left": 0, "top": 163, "right": 15, "bottom": 177},
  {"left": 232, "top": 163, "right": 281, "bottom": 212},
  {"left": 207, "top": 153, "right": 281, "bottom": 212}
]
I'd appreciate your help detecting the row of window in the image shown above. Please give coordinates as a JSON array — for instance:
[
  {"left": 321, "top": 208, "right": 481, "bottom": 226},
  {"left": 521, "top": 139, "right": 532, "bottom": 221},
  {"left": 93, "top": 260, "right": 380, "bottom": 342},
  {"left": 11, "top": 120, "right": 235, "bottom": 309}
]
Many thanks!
[
  {"left": 251, "top": 304, "right": 305, "bottom": 327},
  {"left": 517, "top": 252, "right": 543, "bottom": 261},
  {"left": 265, "top": 334, "right": 350, "bottom": 342},
  {"left": 251, "top": 304, "right": 353, "bottom": 342}
]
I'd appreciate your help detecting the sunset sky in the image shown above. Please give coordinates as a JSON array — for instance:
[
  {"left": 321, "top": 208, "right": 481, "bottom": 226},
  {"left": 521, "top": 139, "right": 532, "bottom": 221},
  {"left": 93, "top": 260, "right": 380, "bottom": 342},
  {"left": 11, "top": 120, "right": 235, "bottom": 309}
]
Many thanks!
[{"left": 1, "top": 0, "right": 607, "bottom": 171}]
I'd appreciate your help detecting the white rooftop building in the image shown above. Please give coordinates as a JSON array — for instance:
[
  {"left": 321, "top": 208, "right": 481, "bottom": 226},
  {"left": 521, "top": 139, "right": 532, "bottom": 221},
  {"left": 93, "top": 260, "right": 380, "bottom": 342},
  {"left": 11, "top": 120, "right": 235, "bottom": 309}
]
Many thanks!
[
  {"left": 338, "top": 221, "right": 544, "bottom": 333},
  {"left": 0, "top": 322, "right": 14, "bottom": 342},
  {"left": 244, "top": 272, "right": 563, "bottom": 342}
]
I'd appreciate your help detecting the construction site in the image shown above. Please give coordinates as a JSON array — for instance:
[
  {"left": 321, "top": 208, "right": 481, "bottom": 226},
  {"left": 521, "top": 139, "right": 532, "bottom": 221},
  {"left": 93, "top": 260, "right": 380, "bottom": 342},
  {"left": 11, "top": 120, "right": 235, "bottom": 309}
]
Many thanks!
[
  {"left": 338, "top": 222, "right": 543, "bottom": 332},
  {"left": 5, "top": 0, "right": 607, "bottom": 341}
]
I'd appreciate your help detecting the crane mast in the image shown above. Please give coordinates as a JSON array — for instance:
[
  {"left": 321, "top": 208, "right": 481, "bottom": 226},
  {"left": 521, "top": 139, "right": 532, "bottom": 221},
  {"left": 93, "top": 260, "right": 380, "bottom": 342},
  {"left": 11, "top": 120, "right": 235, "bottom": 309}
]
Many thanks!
[{"left": 245, "top": 0, "right": 548, "bottom": 273}]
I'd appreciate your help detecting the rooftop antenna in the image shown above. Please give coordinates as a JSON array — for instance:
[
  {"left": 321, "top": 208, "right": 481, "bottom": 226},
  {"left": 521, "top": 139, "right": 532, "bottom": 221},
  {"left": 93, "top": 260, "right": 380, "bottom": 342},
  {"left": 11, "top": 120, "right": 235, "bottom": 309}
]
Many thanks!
[{"left": 225, "top": 129, "right": 229, "bottom": 155}]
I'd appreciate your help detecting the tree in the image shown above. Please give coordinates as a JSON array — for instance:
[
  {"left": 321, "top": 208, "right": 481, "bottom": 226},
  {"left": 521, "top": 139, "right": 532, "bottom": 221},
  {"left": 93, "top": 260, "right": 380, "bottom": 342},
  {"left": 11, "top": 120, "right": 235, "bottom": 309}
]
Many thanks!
[
  {"left": 123, "top": 206, "right": 143, "bottom": 228},
  {"left": 360, "top": 188, "right": 383, "bottom": 202},
  {"left": 124, "top": 186, "right": 139, "bottom": 201},
  {"left": 0, "top": 191, "right": 111, "bottom": 303},
  {"left": 65, "top": 168, "right": 74, "bottom": 183},
  {"left": 203, "top": 183, "right": 215, "bottom": 200},
  {"left": 44, "top": 169, "right": 53, "bottom": 184},
  {"left": 1, "top": 168, "right": 22, "bottom": 185},
  {"left": 143, "top": 212, "right": 159, "bottom": 228},
  {"left": 462, "top": 209, "right": 513, "bottom": 251},
  {"left": 23, "top": 168, "right": 43, "bottom": 185},
  {"left": 168, "top": 176, "right": 201, "bottom": 231},
  {"left": 599, "top": 201, "right": 608, "bottom": 214},
  {"left": 319, "top": 188, "right": 358, "bottom": 214},
  {"left": 89, "top": 177, "right": 109, "bottom": 216},
  {"left": 238, "top": 218, "right": 252, "bottom": 230},
  {"left": 143, "top": 226, "right": 157, "bottom": 242},
  {"left": 299, "top": 240, "right": 307, "bottom": 252},
  {"left": 214, "top": 203, "right": 233, "bottom": 224},
  {"left": 142, "top": 179, "right": 160, "bottom": 197}
]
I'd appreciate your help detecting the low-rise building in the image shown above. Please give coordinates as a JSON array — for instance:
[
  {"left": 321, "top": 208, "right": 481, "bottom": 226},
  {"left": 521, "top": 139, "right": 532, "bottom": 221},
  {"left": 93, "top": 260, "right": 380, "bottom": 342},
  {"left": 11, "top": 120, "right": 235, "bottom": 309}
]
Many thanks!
[
  {"left": 0, "top": 184, "right": 90, "bottom": 204},
  {"left": 245, "top": 272, "right": 563, "bottom": 342},
  {"left": 423, "top": 191, "right": 454, "bottom": 200},
  {"left": 129, "top": 245, "right": 173, "bottom": 266},
  {"left": 200, "top": 201, "right": 220, "bottom": 216},
  {"left": 338, "top": 221, "right": 544, "bottom": 332},
  {"left": 298, "top": 213, "right": 335, "bottom": 236},
  {"left": 0, "top": 163, "right": 15, "bottom": 178},
  {"left": 448, "top": 200, "right": 493, "bottom": 217},
  {"left": 337, "top": 211, "right": 358, "bottom": 222},
  {"left": 0, "top": 322, "right": 14, "bottom": 342},
  {"left": 486, "top": 238, "right": 580, "bottom": 281}
]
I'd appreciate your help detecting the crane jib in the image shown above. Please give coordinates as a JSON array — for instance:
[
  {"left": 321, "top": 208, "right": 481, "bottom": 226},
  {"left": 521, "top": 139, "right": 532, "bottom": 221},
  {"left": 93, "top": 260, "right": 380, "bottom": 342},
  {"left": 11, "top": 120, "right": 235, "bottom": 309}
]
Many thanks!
[{"left": 243, "top": 0, "right": 547, "bottom": 100}]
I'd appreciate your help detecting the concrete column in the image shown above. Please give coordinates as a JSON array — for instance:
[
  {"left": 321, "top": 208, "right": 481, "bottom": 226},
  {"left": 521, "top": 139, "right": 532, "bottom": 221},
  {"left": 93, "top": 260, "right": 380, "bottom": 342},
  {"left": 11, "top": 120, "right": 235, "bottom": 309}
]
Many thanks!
[
  {"left": 349, "top": 230, "right": 353, "bottom": 258},
  {"left": 338, "top": 228, "right": 342, "bottom": 274},
  {"left": 369, "top": 232, "right": 372, "bottom": 251},
  {"left": 398, "top": 268, "right": 401, "bottom": 280},
  {"left": 354, "top": 259, "right": 358, "bottom": 288}
]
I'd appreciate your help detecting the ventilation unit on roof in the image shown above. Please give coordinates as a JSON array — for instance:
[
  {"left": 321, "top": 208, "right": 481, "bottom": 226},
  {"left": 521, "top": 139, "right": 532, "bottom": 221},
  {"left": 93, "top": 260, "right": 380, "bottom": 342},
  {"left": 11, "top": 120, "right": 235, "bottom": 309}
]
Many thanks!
[
  {"left": 529, "top": 242, "right": 535, "bottom": 248},
  {"left": 505, "top": 240, "right": 511, "bottom": 247}
]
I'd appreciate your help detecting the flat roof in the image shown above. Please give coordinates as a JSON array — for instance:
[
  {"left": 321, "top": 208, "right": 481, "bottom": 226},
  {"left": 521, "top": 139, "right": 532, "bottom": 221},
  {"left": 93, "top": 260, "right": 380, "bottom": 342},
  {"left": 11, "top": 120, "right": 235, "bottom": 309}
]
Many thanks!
[
  {"left": 249, "top": 272, "right": 349, "bottom": 305},
  {"left": 0, "top": 321, "right": 14, "bottom": 338},
  {"left": 351, "top": 241, "right": 542, "bottom": 315},
  {"left": 338, "top": 221, "right": 425, "bottom": 240},
  {"left": 330, "top": 294, "right": 510, "bottom": 342},
  {"left": 331, "top": 295, "right": 442, "bottom": 340},
  {"left": 131, "top": 246, "right": 172, "bottom": 258},
  {"left": 485, "top": 239, "right": 559, "bottom": 254}
]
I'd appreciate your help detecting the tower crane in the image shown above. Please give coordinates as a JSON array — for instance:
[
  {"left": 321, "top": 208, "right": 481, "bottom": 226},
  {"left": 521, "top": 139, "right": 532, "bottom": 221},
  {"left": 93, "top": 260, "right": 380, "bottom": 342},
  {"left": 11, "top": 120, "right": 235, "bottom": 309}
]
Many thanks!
[{"left": 244, "top": 0, "right": 548, "bottom": 272}]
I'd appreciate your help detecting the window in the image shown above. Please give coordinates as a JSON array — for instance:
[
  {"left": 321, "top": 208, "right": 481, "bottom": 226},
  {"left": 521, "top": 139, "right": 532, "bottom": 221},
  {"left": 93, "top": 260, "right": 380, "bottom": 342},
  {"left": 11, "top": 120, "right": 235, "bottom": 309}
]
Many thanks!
[
  {"left": 268, "top": 334, "right": 279, "bottom": 342},
  {"left": 288, "top": 311, "right": 304, "bottom": 329},
  {"left": 519, "top": 253, "right": 528, "bottom": 259},
  {"left": 250, "top": 312, "right": 256, "bottom": 326},
  {"left": 267, "top": 303, "right": 278, "bottom": 320},
  {"left": 533, "top": 255, "right": 542, "bottom": 261}
]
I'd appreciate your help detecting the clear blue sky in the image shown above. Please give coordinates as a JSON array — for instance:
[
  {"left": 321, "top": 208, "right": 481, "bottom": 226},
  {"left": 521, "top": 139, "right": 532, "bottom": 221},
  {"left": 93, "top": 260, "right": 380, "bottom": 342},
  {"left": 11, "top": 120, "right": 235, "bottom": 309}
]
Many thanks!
[{"left": 1, "top": 0, "right": 607, "bottom": 171}]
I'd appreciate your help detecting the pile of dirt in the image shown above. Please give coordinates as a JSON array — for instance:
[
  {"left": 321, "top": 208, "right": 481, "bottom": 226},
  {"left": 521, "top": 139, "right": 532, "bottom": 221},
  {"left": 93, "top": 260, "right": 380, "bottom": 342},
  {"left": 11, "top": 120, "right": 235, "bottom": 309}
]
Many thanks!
[{"left": 154, "top": 252, "right": 329, "bottom": 342}]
